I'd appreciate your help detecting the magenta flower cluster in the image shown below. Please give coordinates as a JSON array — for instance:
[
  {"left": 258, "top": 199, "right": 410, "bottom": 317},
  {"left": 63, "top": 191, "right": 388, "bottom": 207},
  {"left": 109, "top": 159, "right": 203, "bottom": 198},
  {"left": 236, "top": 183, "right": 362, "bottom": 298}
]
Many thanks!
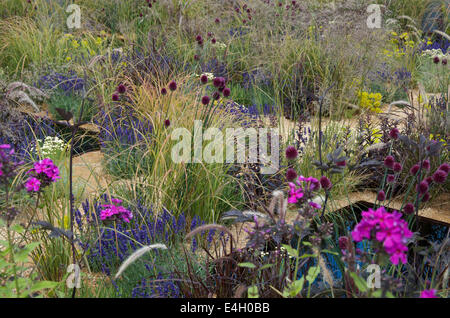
[
  {"left": 288, "top": 175, "right": 320, "bottom": 205},
  {"left": 351, "top": 207, "right": 413, "bottom": 265},
  {"left": 420, "top": 289, "right": 438, "bottom": 298},
  {"left": 100, "top": 198, "right": 133, "bottom": 223},
  {"left": 25, "top": 158, "right": 61, "bottom": 192}
]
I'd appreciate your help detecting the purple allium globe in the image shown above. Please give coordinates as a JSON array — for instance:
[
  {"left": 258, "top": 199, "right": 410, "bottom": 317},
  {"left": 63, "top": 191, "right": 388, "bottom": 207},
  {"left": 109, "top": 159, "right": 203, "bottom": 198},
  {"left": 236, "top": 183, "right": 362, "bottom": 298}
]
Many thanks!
[
  {"left": 421, "top": 159, "right": 430, "bottom": 170},
  {"left": 215, "top": 18, "right": 220, "bottom": 24},
  {"left": 387, "top": 174, "right": 395, "bottom": 183},
  {"left": 213, "top": 77, "right": 225, "bottom": 88},
  {"left": 442, "top": 58, "right": 448, "bottom": 65},
  {"left": 421, "top": 192, "right": 430, "bottom": 202},
  {"left": 168, "top": 80, "right": 177, "bottom": 91},
  {"left": 416, "top": 180, "right": 429, "bottom": 194},
  {"left": 384, "top": 155, "right": 395, "bottom": 169},
  {"left": 320, "top": 176, "right": 332, "bottom": 190},
  {"left": 200, "top": 74, "right": 208, "bottom": 84},
  {"left": 112, "top": 93, "right": 119, "bottom": 101},
  {"left": 403, "top": 203, "right": 414, "bottom": 215},
  {"left": 201, "top": 95, "right": 210, "bottom": 105},
  {"left": 285, "top": 146, "right": 298, "bottom": 160},
  {"left": 377, "top": 190, "right": 386, "bottom": 201},
  {"left": 164, "top": 119, "right": 171, "bottom": 128},
  {"left": 212, "top": 91, "right": 220, "bottom": 100},
  {"left": 286, "top": 168, "right": 297, "bottom": 181},
  {"left": 161, "top": 87, "right": 167, "bottom": 95},
  {"left": 222, "top": 87, "right": 231, "bottom": 97},
  {"left": 433, "top": 56, "right": 440, "bottom": 64},
  {"left": 438, "top": 163, "right": 450, "bottom": 173},
  {"left": 432, "top": 169, "right": 447, "bottom": 184},
  {"left": 117, "top": 84, "right": 126, "bottom": 94},
  {"left": 393, "top": 162, "right": 402, "bottom": 172},
  {"left": 389, "top": 128, "right": 399, "bottom": 140},
  {"left": 410, "top": 164, "right": 420, "bottom": 175},
  {"left": 211, "top": 38, "right": 216, "bottom": 44}
]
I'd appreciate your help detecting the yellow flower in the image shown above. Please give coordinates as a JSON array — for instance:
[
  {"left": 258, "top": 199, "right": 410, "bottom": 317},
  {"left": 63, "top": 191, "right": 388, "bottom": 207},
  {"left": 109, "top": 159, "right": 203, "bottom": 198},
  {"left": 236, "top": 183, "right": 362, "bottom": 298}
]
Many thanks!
[
  {"left": 63, "top": 214, "right": 70, "bottom": 230},
  {"left": 430, "top": 134, "right": 447, "bottom": 146},
  {"left": 81, "top": 39, "right": 89, "bottom": 48},
  {"left": 66, "top": 56, "right": 72, "bottom": 62},
  {"left": 372, "top": 129, "right": 382, "bottom": 143},
  {"left": 399, "top": 32, "right": 408, "bottom": 40},
  {"left": 358, "top": 90, "right": 383, "bottom": 113},
  {"left": 71, "top": 40, "right": 80, "bottom": 48}
]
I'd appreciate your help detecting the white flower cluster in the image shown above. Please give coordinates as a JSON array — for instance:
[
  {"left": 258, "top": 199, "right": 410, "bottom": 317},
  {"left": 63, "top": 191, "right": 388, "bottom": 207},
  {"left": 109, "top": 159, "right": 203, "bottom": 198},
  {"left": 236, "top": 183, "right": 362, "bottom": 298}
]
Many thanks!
[
  {"left": 421, "top": 49, "right": 449, "bottom": 59},
  {"left": 194, "top": 72, "right": 215, "bottom": 80},
  {"left": 212, "top": 41, "right": 227, "bottom": 51},
  {"left": 35, "top": 136, "right": 67, "bottom": 158},
  {"left": 259, "top": 246, "right": 296, "bottom": 259}
]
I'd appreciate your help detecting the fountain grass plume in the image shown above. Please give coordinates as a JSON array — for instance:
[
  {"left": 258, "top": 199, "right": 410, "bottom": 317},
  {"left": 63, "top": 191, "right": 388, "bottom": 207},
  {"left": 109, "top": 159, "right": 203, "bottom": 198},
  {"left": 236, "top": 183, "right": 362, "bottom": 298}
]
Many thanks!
[{"left": 114, "top": 243, "right": 168, "bottom": 279}]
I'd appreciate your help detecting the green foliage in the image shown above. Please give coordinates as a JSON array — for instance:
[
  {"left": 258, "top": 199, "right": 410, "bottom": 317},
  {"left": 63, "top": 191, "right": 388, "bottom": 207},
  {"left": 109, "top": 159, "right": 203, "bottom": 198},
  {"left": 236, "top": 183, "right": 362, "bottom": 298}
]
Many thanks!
[{"left": 0, "top": 220, "right": 59, "bottom": 298}]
